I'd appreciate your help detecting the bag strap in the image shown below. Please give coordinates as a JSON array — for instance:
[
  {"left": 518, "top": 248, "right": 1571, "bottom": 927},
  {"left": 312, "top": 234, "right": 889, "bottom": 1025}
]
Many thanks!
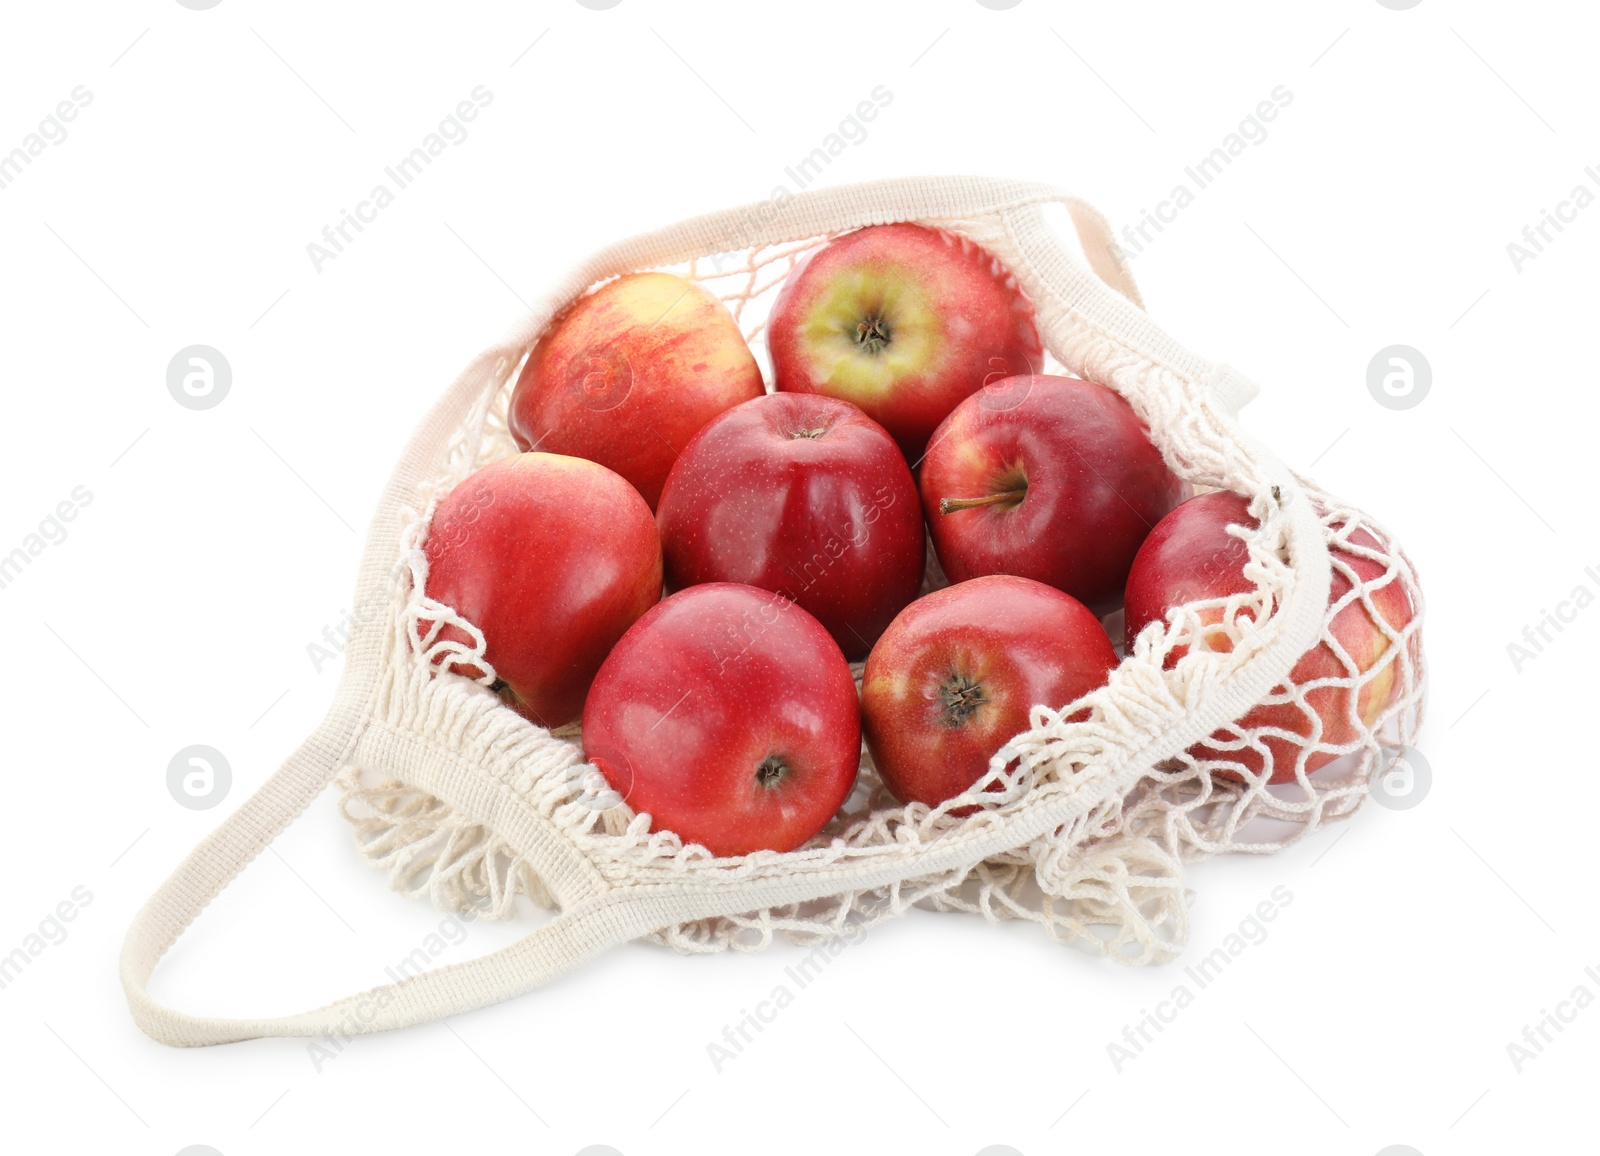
[
  {"left": 116, "top": 336, "right": 593, "bottom": 1048},
  {"left": 1045, "top": 193, "right": 1145, "bottom": 311},
  {"left": 124, "top": 719, "right": 1159, "bottom": 1046},
  {"left": 120, "top": 718, "right": 654, "bottom": 1046}
]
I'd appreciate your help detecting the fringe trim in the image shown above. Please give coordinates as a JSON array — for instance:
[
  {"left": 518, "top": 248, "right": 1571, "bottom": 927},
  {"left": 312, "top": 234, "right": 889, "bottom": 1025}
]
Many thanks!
[{"left": 334, "top": 766, "right": 553, "bottom": 918}]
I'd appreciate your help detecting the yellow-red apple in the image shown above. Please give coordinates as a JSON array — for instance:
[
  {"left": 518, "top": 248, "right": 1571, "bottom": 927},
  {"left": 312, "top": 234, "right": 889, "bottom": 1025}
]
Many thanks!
[{"left": 508, "top": 272, "right": 763, "bottom": 509}]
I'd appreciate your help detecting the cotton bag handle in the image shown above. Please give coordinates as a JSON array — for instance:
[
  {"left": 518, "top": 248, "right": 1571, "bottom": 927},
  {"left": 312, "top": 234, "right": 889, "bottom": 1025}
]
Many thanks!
[{"left": 121, "top": 176, "right": 1325, "bottom": 1046}]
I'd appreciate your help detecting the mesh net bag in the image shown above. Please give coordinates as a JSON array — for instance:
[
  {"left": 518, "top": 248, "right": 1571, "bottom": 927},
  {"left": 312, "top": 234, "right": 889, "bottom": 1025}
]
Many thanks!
[{"left": 121, "top": 177, "right": 1426, "bottom": 1046}]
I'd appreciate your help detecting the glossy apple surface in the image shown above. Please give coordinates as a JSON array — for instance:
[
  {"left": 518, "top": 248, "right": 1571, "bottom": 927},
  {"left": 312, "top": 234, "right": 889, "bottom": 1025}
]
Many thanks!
[
  {"left": 583, "top": 583, "right": 861, "bottom": 856},
  {"left": 1123, "top": 489, "right": 1415, "bottom": 782},
  {"left": 767, "top": 223, "right": 1042, "bottom": 462},
  {"left": 920, "top": 374, "right": 1189, "bottom": 612},
  {"left": 861, "top": 574, "right": 1118, "bottom": 809},
  {"left": 508, "top": 272, "right": 763, "bottom": 509},
  {"left": 656, "top": 393, "right": 924, "bottom": 659},
  {"left": 422, "top": 452, "right": 662, "bottom": 729}
]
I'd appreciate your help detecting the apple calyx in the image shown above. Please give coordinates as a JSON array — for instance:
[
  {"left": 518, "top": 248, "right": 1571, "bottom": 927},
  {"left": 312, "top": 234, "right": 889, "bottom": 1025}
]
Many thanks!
[
  {"left": 937, "top": 674, "right": 988, "bottom": 727},
  {"left": 755, "top": 754, "right": 791, "bottom": 789},
  {"left": 853, "top": 316, "right": 892, "bottom": 355}
]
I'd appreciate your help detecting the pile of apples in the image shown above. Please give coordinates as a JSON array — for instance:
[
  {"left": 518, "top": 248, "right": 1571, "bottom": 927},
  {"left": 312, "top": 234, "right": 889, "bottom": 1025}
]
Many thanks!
[{"left": 423, "top": 223, "right": 1414, "bottom": 858}]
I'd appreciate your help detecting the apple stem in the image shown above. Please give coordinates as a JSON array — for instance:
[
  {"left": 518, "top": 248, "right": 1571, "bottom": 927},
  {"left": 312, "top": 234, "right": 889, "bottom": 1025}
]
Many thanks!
[{"left": 939, "top": 489, "right": 1026, "bottom": 515}]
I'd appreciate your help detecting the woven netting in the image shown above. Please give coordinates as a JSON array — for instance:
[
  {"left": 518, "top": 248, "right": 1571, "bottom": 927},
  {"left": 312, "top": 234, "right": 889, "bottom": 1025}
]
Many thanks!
[{"left": 335, "top": 218, "right": 1426, "bottom": 966}]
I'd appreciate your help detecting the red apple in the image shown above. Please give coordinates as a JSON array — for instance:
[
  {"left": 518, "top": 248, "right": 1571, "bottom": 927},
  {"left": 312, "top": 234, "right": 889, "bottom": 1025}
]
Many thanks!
[
  {"left": 508, "top": 272, "right": 764, "bottom": 509},
  {"left": 861, "top": 575, "right": 1118, "bottom": 809},
  {"left": 583, "top": 583, "right": 861, "bottom": 857},
  {"left": 422, "top": 452, "right": 662, "bottom": 729},
  {"left": 655, "top": 393, "right": 924, "bottom": 659},
  {"left": 767, "top": 223, "right": 1042, "bottom": 462},
  {"left": 1122, "top": 489, "right": 1415, "bottom": 783},
  {"left": 920, "top": 374, "right": 1189, "bottom": 612}
]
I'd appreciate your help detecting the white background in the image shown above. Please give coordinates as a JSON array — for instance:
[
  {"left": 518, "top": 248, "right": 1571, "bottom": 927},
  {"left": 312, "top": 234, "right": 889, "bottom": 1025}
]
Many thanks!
[{"left": 0, "top": 2, "right": 1594, "bottom": 1154}]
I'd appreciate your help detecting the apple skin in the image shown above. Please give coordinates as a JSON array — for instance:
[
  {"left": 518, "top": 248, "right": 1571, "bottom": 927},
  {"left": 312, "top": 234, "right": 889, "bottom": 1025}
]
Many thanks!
[
  {"left": 507, "top": 272, "right": 764, "bottom": 510},
  {"left": 1122, "top": 489, "right": 1415, "bottom": 783},
  {"left": 767, "top": 223, "right": 1043, "bottom": 462},
  {"left": 422, "top": 452, "right": 662, "bottom": 730},
  {"left": 861, "top": 574, "right": 1118, "bottom": 810},
  {"left": 920, "top": 375, "right": 1190, "bottom": 612},
  {"left": 582, "top": 583, "right": 861, "bottom": 857},
  {"left": 655, "top": 393, "right": 925, "bottom": 660}
]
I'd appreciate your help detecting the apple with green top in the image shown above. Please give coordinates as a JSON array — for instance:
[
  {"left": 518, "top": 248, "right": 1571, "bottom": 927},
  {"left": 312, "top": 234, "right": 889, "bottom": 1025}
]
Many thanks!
[{"left": 767, "top": 223, "right": 1043, "bottom": 462}]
